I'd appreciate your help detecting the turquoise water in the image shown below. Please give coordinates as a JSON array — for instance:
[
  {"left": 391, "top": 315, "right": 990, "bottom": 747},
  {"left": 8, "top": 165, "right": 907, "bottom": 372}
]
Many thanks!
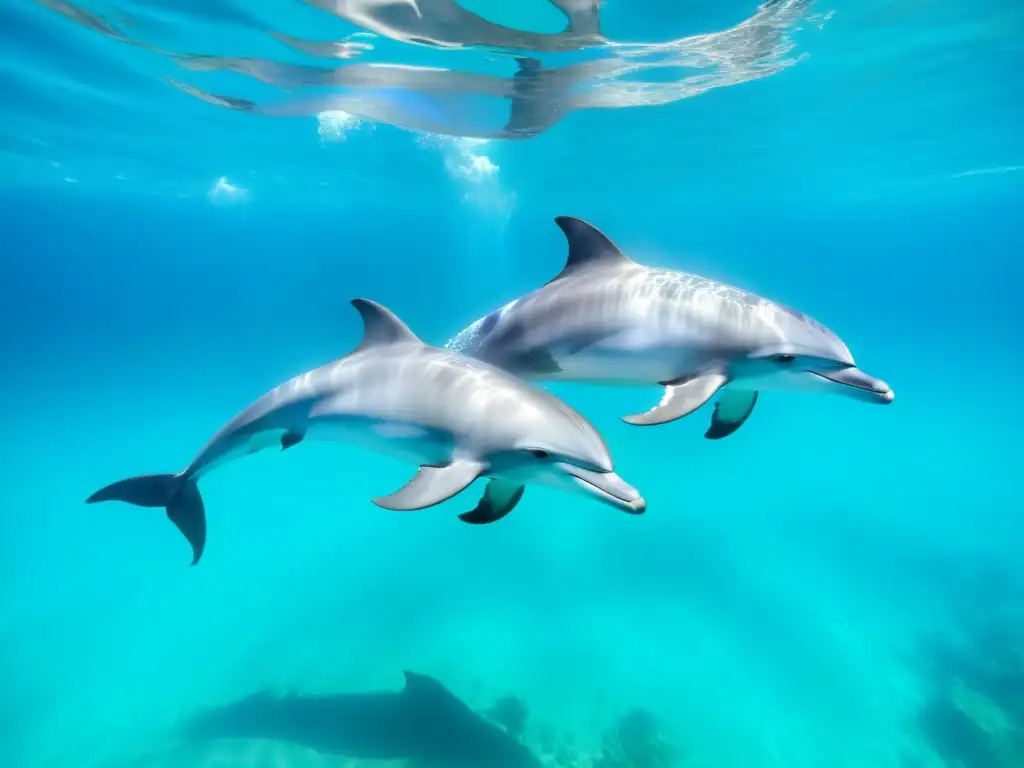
[{"left": 1, "top": 1, "right": 1022, "bottom": 767}]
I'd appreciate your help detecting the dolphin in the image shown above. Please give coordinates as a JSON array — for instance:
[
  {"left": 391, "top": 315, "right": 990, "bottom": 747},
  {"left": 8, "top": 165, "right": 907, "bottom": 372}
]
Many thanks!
[
  {"left": 184, "top": 670, "right": 542, "bottom": 767},
  {"left": 86, "top": 298, "right": 644, "bottom": 565},
  {"left": 295, "top": 0, "right": 605, "bottom": 53},
  {"left": 446, "top": 217, "right": 893, "bottom": 440}
]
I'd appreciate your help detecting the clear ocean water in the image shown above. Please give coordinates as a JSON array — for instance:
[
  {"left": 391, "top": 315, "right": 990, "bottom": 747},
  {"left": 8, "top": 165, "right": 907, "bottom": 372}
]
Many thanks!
[{"left": 1, "top": 1, "right": 1022, "bottom": 767}]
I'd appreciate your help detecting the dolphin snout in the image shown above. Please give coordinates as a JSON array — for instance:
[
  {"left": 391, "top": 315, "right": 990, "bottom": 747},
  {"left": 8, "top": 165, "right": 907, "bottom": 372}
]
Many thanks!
[
  {"left": 813, "top": 367, "right": 894, "bottom": 404},
  {"left": 556, "top": 463, "right": 646, "bottom": 514}
]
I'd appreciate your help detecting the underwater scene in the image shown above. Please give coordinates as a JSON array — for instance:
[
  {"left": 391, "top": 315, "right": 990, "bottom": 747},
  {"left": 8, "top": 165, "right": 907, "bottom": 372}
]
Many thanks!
[{"left": 1, "top": 1, "right": 1022, "bottom": 767}]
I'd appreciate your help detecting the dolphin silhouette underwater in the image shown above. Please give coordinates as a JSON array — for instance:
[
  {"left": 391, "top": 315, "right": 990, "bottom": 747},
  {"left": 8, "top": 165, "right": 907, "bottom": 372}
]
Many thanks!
[
  {"left": 184, "top": 670, "right": 542, "bottom": 768},
  {"left": 447, "top": 217, "right": 893, "bottom": 440},
  {"left": 87, "top": 298, "right": 644, "bottom": 565}
]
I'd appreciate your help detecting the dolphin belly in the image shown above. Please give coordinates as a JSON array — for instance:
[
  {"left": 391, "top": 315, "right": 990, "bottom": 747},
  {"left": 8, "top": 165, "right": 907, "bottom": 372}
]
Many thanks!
[
  {"left": 553, "top": 341, "right": 702, "bottom": 386},
  {"left": 305, "top": 413, "right": 456, "bottom": 468}
]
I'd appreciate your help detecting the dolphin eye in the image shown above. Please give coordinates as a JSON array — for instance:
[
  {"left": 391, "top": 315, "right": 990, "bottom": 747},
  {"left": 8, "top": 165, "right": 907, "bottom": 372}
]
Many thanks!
[
  {"left": 529, "top": 449, "right": 549, "bottom": 459},
  {"left": 774, "top": 354, "right": 796, "bottom": 365}
]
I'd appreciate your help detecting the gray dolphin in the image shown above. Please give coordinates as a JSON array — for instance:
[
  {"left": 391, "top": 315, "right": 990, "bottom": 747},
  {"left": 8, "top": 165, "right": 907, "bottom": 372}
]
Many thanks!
[
  {"left": 446, "top": 217, "right": 893, "bottom": 440},
  {"left": 41, "top": 0, "right": 815, "bottom": 143},
  {"left": 87, "top": 298, "right": 644, "bottom": 565},
  {"left": 295, "top": 0, "right": 605, "bottom": 53},
  {"left": 184, "top": 670, "right": 541, "bottom": 767}
]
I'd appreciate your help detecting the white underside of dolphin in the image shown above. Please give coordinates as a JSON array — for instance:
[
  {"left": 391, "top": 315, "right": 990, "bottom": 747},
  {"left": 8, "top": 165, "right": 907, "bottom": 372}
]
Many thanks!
[
  {"left": 446, "top": 216, "right": 894, "bottom": 439},
  {"left": 87, "top": 299, "right": 644, "bottom": 565}
]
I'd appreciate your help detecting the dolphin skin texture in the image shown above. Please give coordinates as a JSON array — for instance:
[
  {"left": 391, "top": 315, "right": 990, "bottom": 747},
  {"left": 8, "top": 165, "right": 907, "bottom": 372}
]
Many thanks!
[
  {"left": 447, "top": 216, "right": 893, "bottom": 440},
  {"left": 184, "top": 670, "right": 542, "bottom": 768},
  {"left": 87, "top": 298, "right": 644, "bottom": 565}
]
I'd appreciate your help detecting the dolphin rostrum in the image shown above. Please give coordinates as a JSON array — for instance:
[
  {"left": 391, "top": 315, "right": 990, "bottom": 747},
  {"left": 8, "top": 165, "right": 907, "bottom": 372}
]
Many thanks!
[
  {"left": 87, "top": 298, "right": 644, "bottom": 565},
  {"left": 446, "top": 217, "right": 893, "bottom": 440},
  {"left": 184, "top": 670, "right": 541, "bottom": 767}
]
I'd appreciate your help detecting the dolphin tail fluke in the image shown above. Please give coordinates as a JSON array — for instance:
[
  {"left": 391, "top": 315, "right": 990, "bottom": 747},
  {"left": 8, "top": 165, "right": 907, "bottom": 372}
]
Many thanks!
[{"left": 86, "top": 473, "right": 206, "bottom": 566}]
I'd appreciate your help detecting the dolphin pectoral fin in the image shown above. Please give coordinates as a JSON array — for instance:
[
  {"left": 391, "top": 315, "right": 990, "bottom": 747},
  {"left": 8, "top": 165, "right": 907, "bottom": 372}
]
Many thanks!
[
  {"left": 373, "top": 460, "right": 485, "bottom": 511},
  {"left": 458, "top": 480, "right": 525, "bottom": 525},
  {"left": 705, "top": 390, "right": 758, "bottom": 439},
  {"left": 280, "top": 430, "right": 305, "bottom": 450},
  {"left": 622, "top": 373, "right": 730, "bottom": 426}
]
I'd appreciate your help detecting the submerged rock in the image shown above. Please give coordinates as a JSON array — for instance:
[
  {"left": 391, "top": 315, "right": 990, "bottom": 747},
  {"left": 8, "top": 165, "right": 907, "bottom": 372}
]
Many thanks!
[
  {"left": 919, "top": 678, "right": 1023, "bottom": 768},
  {"left": 592, "top": 708, "right": 679, "bottom": 768},
  {"left": 486, "top": 695, "right": 530, "bottom": 740}
]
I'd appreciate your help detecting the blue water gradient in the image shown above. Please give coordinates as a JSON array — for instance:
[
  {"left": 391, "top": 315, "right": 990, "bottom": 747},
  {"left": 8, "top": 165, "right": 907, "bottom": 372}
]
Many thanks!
[{"left": 1, "top": 1, "right": 1022, "bottom": 767}]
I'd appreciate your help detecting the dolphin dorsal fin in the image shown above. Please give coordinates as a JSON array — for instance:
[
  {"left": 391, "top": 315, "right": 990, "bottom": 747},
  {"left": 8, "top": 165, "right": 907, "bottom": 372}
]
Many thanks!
[
  {"left": 515, "top": 57, "right": 542, "bottom": 75},
  {"left": 401, "top": 671, "right": 448, "bottom": 700},
  {"left": 552, "top": 216, "right": 630, "bottom": 281},
  {"left": 351, "top": 298, "right": 422, "bottom": 353}
]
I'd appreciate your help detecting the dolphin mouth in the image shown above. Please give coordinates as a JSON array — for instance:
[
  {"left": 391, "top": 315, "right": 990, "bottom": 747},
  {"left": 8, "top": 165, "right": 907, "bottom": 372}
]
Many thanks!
[
  {"left": 811, "top": 367, "right": 894, "bottom": 404},
  {"left": 557, "top": 463, "right": 646, "bottom": 514}
]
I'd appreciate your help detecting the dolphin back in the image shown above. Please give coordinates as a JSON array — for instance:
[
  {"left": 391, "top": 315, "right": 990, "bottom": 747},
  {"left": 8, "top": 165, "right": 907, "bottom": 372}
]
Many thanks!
[
  {"left": 183, "top": 673, "right": 541, "bottom": 767},
  {"left": 184, "top": 689, "right": 413, "bottom": 759}
]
